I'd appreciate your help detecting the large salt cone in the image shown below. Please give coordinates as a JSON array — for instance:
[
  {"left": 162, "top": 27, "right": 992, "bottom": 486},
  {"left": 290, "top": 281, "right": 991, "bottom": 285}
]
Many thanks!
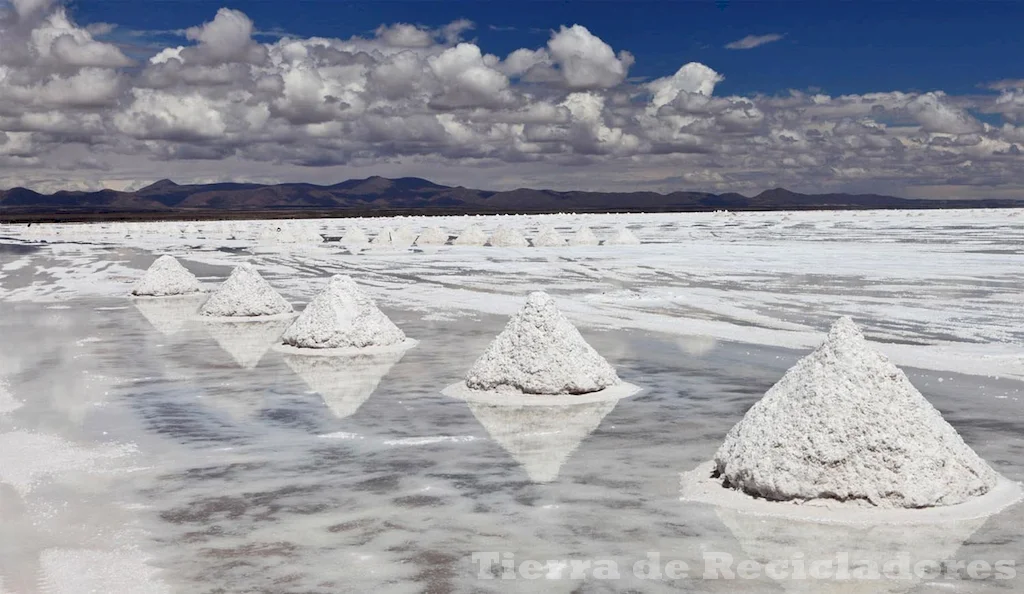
[
  {"left": 132, "top": 293, "right": 206, "bottom": 336},
  {"left": 605, "top": 227, "right": 640, "bottom": 246},
  {"left": 532, "top": 226, "right": 567, "bottom": 247},
  {"left": 453, "top": 224, "right": 487, "bottom": 246},
  {"left": 283, "top": 349, "right": 407, "bottom": 419},
  {"left": 467, "top": 399, "right": 618, "bottom": 483},
  {"left": 392, "top": 225, "right": 417, "bottom": 247},
  {"left": 203, "top": 317, "right": 292, "bottom": 369},
  {"left": 341, "top": 226, "right": 369, "bottom": 246},
  {"left": 414, "top": 226, "right": 448, "bottom": 246},
  {"left": 488, "top": 225, "right": 529, "bottom": 248},
  {"left": 713, "top": 505, "right": 990, "bottom": 594},
  {"left": 131, "top": 255, "right": 202, "bottom": 297},
  {"left": 461, "top": 292, "right": 621, "bottom": 396},
  {"left": 714, "top": 316, "right": 999, "bottom": 509},
  {"left": 199, "top": 264, "right": 293, "bottom": 319},
  {"left": 568, "top": 226, "right": 599, "bottom": 246},
  {"left": 279, "top": 275, "right": 408, "bottom": 351}
]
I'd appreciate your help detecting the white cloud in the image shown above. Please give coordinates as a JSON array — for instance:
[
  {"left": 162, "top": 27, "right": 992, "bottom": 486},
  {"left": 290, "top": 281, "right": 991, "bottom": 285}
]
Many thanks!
[
  {"left": 547, "top": 25, "right": 633, "bottom": 89},
  {"left": 725, "top": 33, "right": 785, "bottom": 50}
]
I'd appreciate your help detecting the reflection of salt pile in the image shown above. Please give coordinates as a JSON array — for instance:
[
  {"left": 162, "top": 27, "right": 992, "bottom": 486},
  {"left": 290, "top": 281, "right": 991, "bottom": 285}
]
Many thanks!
[
  {"left": 453, "top": 224, "right": 487, "bottom": 246},
  {"left": 488, "top": 225, "right": 528, "bottom": 248},
  {"left": 445, "top": 292, "right": 639, "bottom": 402},
  {"left": 568, "top": 226, "right": 599, "bottom": 246},
  {"left": 131, "top": 255, "right": 202, "bottom": 297},
  {"left": 199, "top": 264, "right": 293, "bottom": 318},
  {"left": 284, "top": 349, "right": 408, "bottom": 419},
  {"left": 716, "top": 317, "right": 998, "bottom": 508},
  {"left": 606, "top": 227, "right": 640, "bottom": 245},
  {"left": 279, "top": 275, "right": 410, "bottom": 352},
  {"left": 132, "top": 293, "right": 206, "bottom": 336},
  {"left": 532, "top": 226, "right": 567, "bottom": 247},
  {"left": 203, "top": 317, "right": 293, "bottom": 369},
  {"left": 414, "top": 226, "right": 448, "bottom": 246},
  {"left": 467, "top": 399, "right": 618, "bottom": 483}
]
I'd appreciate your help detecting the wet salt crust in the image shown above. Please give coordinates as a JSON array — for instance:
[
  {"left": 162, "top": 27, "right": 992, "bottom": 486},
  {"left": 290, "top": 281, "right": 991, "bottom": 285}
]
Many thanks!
[
  {"left": 443, "top": 291, "right": 641, "bottom": 404},
  {"left": 198, "top": 263, "right": 294, "bottom": 320},
  {"left": 682, "top": 317, "right": 1023, "bottom": 523},
  {"left": 130, "top": 255, "right": 202, "bottom": 297}
]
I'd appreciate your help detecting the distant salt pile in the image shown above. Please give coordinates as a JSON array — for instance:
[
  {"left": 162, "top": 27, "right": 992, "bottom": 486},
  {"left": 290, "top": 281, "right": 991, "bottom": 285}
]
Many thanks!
[
  {"left": 452, "top": 292, "right": 631, "bottom": 397},
  {"left": 393, "top": 225, "right": 417, "bottom": 247},
  {"left": 453, "top": 224, "right": 487, "bottom": 246},
  {"left": 341, "top": 226, "right": 369, "bottom": 246},
  {"left": 279, "top": 275, "right": 409, "bottom": 351},
  {"left": 568, "top": 226, "right": 599, "bottom": 246},
  {"left": 488, "top": 225, "right": 528, "bottom": 248},
  {"left": 199, "top": 264, "right": 293, "bottom": 318},
  {"left": 414, "top": 226, "right": 448, "bottom": 246},
  {"left": 714, "top": 317, "right": 1000, "bottom": 509},
  {"left": 606, "top": 227, "right": 641, "bottom": 246},
  {"left": 131, "top": 255, "right": 202, "bottom": 297},
  {"left": 532, "top": 226, "right": 567, "bottom": 247},
  {"left": 370, "top": 227, "right": 396, "bottom": 246}
]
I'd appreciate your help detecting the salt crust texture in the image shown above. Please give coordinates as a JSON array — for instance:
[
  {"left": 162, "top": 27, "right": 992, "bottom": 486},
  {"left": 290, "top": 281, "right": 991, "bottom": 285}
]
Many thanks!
[
  {"left": 453, "top": 224, "right": 488, "bottom": 246},
  {"left": 465, "top": 291, "right": 621, "bottom": 395},
  {"left": 568, "top": 226, "right": 600, "bottom": 246},
  {"left": 606, "top": 227, "right": 641, "bottom": 245},
  {"left": 414, "top": 226, "right": 448, "bottom": 246},
  {"left": 714, "top": 316, "right": 999, "bottom": 509},
  {"left": 280, "top": 275, "right": 406, "bottom": 349},
  {"left": 131, "top": 255, "right": 202, "bottom": 297},
  {"left": 199, "top": 263, "right": 293, "bottom": 318},
  {"left": 488, "top": 225, "right": 529, "bottom": 247},
  {"left": 532, "top": 226, "right": 567, "bottom": 247}
]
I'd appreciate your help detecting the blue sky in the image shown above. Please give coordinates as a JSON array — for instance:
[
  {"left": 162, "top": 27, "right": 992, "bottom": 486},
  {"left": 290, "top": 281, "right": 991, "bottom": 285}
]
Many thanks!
[{"left": 3, "top": 0, "right": 1024, "bottom": 196}]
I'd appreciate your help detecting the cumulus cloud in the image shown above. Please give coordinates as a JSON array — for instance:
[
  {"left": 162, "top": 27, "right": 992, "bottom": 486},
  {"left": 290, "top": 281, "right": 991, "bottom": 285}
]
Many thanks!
[
  {"left": 0, "top": 2, "right": 1023, "bottom": 196},
  {"left": 725, "top": 33, "right": 785, "bottom": 50}
]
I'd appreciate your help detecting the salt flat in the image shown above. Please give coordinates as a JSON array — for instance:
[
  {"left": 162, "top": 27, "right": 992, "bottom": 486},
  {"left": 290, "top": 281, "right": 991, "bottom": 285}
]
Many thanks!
[{"left": 0, "top": 208, "right": 1021, "bottom": 593}]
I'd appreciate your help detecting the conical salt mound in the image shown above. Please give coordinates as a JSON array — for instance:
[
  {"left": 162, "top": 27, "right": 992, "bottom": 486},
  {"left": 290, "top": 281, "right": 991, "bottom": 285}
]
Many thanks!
[
  {"left": 465, "top": 292, "right": 620, "bottom": 395},
  {"left": 467, "top": 399, "right": 617, "bottom": 483},
  {"left": 568, "top": 226, "right": 599, "bottom": 246},
  {"left": 370, "top": 227, "right": 395, "bottom": 246},
  {"left": 341, "top": 226, "right": 369, "bottom": 245},
  {"left": 280, "top": 275, "right": 406, "bottom": 350},
  {"left": 199, "top": 264, "right": 293, "bottom": 318},
  {"left": 453, "top": 224, "right": 487, "bottom": 246},
  {"left": 283, "top": 349, "right": 407, "bottom": 419},
  {"left": 605, "top": 227, "right": 640, "bottom": 245},
  {"left": 393, "top": 225, "right": 417, "bottom": 247},
  {"left": 488, "top": 225, "right": 528, "bottom": 248},
  {"left": 132, "top": 255, "right": 202, "bottom": 297},
  {"left": 204, "top": 318, "right": 292, "bottom": 369},
  {"left": 532, "top": 226, "right": 567, "bottom": 247},
  {"left": 415, "top": 226, "right": 448, "bottom": 246},
  {"left": 714, "top": 317, "right": 999, "bottom": 509}
]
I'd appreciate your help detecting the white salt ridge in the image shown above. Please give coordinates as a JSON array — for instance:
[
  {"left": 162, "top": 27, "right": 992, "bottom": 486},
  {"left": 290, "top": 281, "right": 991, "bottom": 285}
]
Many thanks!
[
  {"left": 464, "top": 291, "right": 621, "bottom": 395},
  {"left": 280, "top": 275, "right": 407, "bottom": 350},
  {"left": 606, "top": 227, "right": 640, "bottom": 245},
  {"left": 199, "top": 264, "right": 293, "bottom": 318},
  {"left": 414, "top": 226, "right": 448, "bottom": 246},
  {"left": 488, "top": 225, "right": 528, "bottom": 247},
  {"left": 532, "top": 226, "right": 567, "bottom": 247},
  {"left": 131, "top": 255, "right": 202, "bottom": 297},
  {"left": 453, "top": 224, "right": 487, "bottom": 246},
  {"left": 714, "top": 316, "right": 1000, "bottom": 509},
  {"left": 568, "top": 226, "right": 599, "bottom": 246}
]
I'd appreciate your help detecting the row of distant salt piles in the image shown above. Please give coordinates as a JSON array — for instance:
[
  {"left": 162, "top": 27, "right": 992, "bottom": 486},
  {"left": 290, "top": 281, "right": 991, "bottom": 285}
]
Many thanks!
[{"left": 347, "top": 224, "right": 639, "bottom": 247}]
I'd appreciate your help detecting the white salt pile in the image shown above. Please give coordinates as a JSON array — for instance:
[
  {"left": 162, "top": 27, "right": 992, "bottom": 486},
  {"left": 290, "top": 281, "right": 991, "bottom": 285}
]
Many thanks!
[
  {"left": 568, "top": 226, "right": 599, "bottom": 246},
  {"left": 467, "top": 399, "right": 618, "bottom": 483},
  {"left": 711, "top": 317, "right": 1002, "bottom": 509},
  {"left": 279, "top": 275, "right": 409, "bottom": 352},
  {"left": 453, "top": 224, "right": 488, "bottom": 246},
  {"left": 454, "top": 292, "right": 627, "bottom": 397},
  {"left": 532, "top": 226, "right": 567, "bottom": 247},
  {"left": 414, "top": 226, "right": 448, "bottom": 246},
  {"left": 341, "top": 226, "right": 369, "bottom": 245},
  {"left": 393, "top": 225, "right": 417, "bottom": 247},
  {"left": 131, "top": 255, "right": 202, "bottom": 297},
  {"left": 370, "top": 227, "right": 396, "bottom": 246},
  {"left": 284, "top": 349, "right": 407, "bottom": 419},
  {"left": 605, "top": 227, "right": 641, "bottom": 245},
  {"left": 488, "top": 225, "right": 529, "bottom": 248},
  {"left": 199, "top": 264, "right": 293, "bottom": 318}
]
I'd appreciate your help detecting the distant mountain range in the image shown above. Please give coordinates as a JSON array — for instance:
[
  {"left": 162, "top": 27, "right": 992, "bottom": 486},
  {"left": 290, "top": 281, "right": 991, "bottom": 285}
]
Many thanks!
[{"left": 2, "top": 176, "right": 1022, "bottom": 222}]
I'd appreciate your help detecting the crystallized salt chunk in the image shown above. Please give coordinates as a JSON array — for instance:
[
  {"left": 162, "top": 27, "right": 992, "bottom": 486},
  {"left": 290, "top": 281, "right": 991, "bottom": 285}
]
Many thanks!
[
  {"left": 280, "top": 275, "right": 406, "bottom": 349},
  {"left": 199, "top": 264, "right": 292, "bottom": 318},
  {"left": 131, "top": 255, "right": 202, "bottom": 297},
  {"left": 465, "top": 292, "right": 620, "bottom": 395},
  {"left": 714, "top": 316, "right": 1000, "bottom": 509}
]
